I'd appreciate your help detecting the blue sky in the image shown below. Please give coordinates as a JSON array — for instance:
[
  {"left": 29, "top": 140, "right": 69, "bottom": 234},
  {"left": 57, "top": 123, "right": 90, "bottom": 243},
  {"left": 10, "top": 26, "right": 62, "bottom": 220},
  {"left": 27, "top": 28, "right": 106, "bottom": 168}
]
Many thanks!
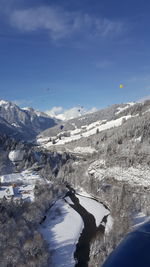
[{"left": 0, "top": 0, "right": 150, "bottom": 112}]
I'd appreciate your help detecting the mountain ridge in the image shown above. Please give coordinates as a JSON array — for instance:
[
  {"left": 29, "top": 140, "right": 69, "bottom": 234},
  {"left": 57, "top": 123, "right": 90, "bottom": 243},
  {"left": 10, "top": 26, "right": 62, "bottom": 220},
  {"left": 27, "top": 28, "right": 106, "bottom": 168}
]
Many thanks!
[{"left": 0, "top": 99, "right": 57, "bottom": 140}]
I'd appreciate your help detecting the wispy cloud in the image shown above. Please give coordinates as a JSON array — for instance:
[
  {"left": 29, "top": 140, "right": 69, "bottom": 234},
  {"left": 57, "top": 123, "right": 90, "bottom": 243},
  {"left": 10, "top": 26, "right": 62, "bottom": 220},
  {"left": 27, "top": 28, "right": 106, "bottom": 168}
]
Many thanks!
[
  {"left": 95, "top": 60, "right": 114, "bottom": 69},
  {"left": 46, "top": 106, "right": 63, "bottom": 117},
  {"left": 45, "top": 106, "right": 97, "bottom": 121},
  {"left": 9, "top": 5, "right": 125, "bottom": 41}
]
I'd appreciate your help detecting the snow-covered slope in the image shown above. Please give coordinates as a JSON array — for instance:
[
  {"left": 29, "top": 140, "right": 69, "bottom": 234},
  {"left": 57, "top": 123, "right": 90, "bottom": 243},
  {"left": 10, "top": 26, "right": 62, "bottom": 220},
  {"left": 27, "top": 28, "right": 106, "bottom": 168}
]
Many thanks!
[
  {"left": 77, "top": 194, "right": 109, "bottom": 227},
  {"left": 40, "top": 199, "right": 83, "bottom": 267},
  {"left": 37, "top": 102, "right": 140, "bottom": 149},
  {"left": 38, "top": 104, "right": 124, "bottom": 139},
  {"left": 37, "top": 114, "right": 134, "bottom": 149},
  {"left": 0, "top": 100, "right": 57, "bottom": 140},
  {"left": 115, "top": 102, "right": 135, "bottom": 114},
  {"left": 37, "top": 100, "right": 150, "bottom": 153}
]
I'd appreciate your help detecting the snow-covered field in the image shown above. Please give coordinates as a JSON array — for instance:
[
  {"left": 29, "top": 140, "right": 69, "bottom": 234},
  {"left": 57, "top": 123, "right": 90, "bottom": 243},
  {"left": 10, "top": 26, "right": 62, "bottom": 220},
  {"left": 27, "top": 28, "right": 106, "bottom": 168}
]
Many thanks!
[{"left": 40, "top": 199, "right": 84, "bottom": 267}]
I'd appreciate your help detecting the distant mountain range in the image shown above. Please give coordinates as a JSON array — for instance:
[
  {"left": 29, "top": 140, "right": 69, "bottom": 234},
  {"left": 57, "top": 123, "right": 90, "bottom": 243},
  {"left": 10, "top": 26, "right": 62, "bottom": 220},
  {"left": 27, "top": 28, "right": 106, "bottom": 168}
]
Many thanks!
[
  {"left": 0, "top": 100, "right": 57, "bottom": 140},
  {"left": 2, "top": 98, "right": 150, "bottom": 149}
]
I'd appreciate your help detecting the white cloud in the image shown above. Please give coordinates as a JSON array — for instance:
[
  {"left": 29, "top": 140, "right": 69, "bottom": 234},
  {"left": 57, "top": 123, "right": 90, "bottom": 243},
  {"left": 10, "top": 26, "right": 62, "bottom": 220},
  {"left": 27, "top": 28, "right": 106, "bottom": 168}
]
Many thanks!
[
  {"left": 10, "top": 6, "right": 71, "bottom": 40},
  {"left": 58, "top": 107, "right": 82, "bottom": 121},
  {"left": 9, "top": 6, "right": 124, "bottom": 40},
  {"left": 46, "top": 106, "right": 63, "bottom": 117},
  {"left": 137, "top": 95, "right": 150, "bottom": 103},
  {"left": 45, "top": 106, "right": 97, "bottom": 121}
]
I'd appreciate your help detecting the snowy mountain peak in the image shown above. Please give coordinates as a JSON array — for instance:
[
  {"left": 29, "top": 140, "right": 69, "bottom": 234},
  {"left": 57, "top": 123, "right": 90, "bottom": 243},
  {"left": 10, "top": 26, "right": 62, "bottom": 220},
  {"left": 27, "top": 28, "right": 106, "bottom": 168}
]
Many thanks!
[
  {"left": 0, "top": 100, "right": 15, "bottom": 107},
  {"left": 0, "top": 99, "right": 57, "bottom": 140},
  {"left": 0, "top": 100, "right": 9, "bottom": 105}
]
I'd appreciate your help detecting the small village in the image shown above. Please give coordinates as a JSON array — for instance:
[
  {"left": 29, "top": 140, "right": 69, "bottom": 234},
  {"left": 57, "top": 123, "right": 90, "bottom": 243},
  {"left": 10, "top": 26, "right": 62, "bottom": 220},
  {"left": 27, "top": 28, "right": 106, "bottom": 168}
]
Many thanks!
[
  {"left": 0, "top": 181, "right": 35, "bottom": 201},
  {"left": 0, "top": 171, "right": 35, "bottom": 202},
  {"left": 0, "top": 150, "right": 45, "bottom": 202},
  {"left": 0, "top": 184, "right": 34, "bottom": 201}
]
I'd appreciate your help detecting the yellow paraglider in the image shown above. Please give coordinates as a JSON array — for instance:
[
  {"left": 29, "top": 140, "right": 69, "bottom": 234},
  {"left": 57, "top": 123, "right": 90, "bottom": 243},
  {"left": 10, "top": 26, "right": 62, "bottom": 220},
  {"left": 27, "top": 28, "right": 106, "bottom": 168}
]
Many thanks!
[{"left": 120, "top": 84, "right": 123, "bottom": 88}]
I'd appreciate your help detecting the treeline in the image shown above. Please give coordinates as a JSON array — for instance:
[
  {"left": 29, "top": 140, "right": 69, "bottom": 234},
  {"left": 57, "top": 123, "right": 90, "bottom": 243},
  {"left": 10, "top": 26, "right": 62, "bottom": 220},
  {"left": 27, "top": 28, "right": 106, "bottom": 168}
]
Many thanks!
[
  {"left": 66, "top": 108, "right": 150, "bottom": 168},
  {"left": 0, "top": 132, "right": 74, "bottom": 180},
  {"left": 102, "top": 112, "right": 150, "bottom": 167}
]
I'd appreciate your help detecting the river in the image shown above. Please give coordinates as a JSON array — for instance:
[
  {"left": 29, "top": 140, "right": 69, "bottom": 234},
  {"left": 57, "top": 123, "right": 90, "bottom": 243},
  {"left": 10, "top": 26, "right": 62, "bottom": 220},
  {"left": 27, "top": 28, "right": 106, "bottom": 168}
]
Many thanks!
[{"left": 40, "top": 186, "right": 110, "bottom": 266}]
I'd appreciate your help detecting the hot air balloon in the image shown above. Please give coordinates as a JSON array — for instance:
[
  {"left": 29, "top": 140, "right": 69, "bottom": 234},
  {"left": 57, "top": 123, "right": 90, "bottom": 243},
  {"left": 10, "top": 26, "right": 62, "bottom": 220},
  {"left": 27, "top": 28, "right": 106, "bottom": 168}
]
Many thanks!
[
  {"left": 120, "top": 84, "right": 123, "bottom": 89},
  {"left": 78, "top": 105, "right": 83, "bottom": 113}
]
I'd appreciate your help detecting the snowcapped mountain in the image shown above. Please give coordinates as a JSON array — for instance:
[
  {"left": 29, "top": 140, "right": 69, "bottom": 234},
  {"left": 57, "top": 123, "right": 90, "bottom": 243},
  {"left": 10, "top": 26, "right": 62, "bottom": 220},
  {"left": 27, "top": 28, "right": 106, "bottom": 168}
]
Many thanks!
[{"left": 0, "top": 100, "right": 57, "bottom": 140}]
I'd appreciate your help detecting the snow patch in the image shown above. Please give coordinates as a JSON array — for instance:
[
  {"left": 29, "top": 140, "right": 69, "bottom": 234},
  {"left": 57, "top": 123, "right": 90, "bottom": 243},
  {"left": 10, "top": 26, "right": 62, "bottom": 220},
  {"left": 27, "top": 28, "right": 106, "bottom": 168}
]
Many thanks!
[
  {"left": 9, "top": 150, "right": 25, "bottom": 162},
  {"left": 105, "top": 215, "right": 113, "bottom": 234},
  {"left": 134, "top": 136, "right": 142, "bottom": 142},
  {"left": 11, "top": 123, "right": 21, "bottom": 128},
  {"left": 143, "top": 108, "right": 150, "bottom": 114},
  {"left": 73, "top": 146, "right": 96, "bottom": 154},
  {"left": 77, "top": 195, "right": 110, "bottom": 227},
  {"left": 116, "top": 103, "right": 135, "bottom": 115}
]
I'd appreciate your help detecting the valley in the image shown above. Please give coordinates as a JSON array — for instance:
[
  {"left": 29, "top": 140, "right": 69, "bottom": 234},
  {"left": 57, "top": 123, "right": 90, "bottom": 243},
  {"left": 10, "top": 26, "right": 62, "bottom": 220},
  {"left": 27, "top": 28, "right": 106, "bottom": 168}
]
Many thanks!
[{"left": 1, "top": 99, "right": 150, "bottom": 266}]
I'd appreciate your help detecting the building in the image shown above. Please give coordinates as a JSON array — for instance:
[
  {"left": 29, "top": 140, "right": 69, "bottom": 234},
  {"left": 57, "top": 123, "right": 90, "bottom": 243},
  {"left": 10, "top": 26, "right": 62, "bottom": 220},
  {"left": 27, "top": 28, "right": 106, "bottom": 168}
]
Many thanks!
[{"left": 5, "top": 186, "right": 15, "bottom": 199}]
